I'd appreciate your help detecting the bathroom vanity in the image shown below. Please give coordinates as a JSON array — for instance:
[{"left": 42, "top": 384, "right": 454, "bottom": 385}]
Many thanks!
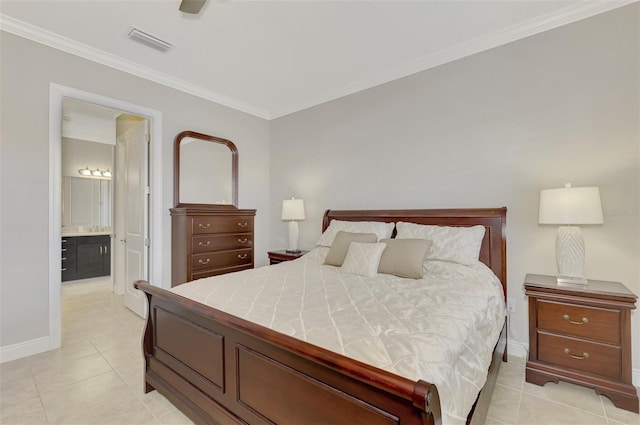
[{"left": 61, "top": 233, "right": 111, "bottom": 282}]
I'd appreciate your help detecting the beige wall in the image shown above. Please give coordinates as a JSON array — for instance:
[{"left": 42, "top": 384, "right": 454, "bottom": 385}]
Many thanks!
[
  {"left": 0, "top": 32, "right": 270, "bottom": 348},
  {"left": 270, "top": 5, "right": 640, "bottom": 372}
]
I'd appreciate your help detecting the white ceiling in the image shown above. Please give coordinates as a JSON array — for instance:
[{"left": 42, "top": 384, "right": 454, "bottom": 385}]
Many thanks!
[{"left": 1, "top": 0, "right": 635, "bottom": 119}]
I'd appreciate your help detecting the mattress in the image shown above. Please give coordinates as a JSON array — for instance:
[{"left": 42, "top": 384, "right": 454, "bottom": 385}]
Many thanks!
[{"left": 171, "top": 247, "right": 506, "bottom": 424}]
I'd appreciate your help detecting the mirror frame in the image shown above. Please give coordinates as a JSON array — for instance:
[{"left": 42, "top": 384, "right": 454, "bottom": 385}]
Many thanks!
[{"left": 174, "top": 130, "right": 238, "bottom": 208}]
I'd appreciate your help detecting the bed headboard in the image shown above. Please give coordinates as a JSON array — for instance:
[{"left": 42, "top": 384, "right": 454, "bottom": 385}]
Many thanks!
[{"left": 322, "top": 208, "right": 507, "bottom": 298}]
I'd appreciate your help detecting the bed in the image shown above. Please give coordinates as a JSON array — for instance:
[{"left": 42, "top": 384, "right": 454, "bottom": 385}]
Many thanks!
[{"left": 134, "top": 208, "right": 507, "bottom": 425}]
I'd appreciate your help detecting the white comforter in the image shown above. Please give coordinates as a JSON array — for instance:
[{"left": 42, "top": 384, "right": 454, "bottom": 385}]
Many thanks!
[{"left": 171, "top": 247, "right": 506, "bottom": 424}]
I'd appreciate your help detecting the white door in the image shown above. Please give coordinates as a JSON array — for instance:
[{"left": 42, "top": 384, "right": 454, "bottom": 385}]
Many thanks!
[
  {"left": 114, "top": 134, "right": 126, "bottom": 295},
  {"left": 123, "top": 120, "right": 149, "bottom": 317}
]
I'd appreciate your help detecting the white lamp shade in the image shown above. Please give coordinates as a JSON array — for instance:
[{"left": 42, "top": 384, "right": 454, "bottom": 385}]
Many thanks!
[
  {"left": 281, "top": 198, "right": 305, "bottom": 221},
  {"left": 539, "top": 186, "right": 603, "bottom": 225}
]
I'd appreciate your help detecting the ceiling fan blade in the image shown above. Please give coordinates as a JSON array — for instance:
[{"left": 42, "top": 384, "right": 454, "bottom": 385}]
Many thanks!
[{"left": 179, "top": 0, "right": 207, "bottom": 14}]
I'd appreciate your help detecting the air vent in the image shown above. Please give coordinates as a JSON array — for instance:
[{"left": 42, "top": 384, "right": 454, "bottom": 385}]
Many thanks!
[{"left": 127, "top": 27, "right": 173, "bottom": 52}]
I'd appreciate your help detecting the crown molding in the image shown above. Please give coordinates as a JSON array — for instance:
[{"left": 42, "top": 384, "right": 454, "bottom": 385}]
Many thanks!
[
  {"left": 2, "top": 1, "right": 636, "bottom": 121},
  {"left": 269, "top": 0, "right": 638, "bottom": 119},
  {"left": 0, "top": 14, "right": 271, "bottom": 120}
]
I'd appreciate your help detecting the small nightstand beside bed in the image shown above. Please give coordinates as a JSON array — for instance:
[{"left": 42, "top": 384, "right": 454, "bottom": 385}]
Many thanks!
[{"left": 134, "top": 208, "right": 508, "bottom": 425}]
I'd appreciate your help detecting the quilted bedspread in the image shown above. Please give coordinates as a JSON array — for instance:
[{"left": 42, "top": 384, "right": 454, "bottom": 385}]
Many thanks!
[{"left": 171, "top": 247, "right": 506, "bottom": 424}]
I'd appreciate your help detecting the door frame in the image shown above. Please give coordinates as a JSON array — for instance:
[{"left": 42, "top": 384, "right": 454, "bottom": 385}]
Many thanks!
[{"left": 49, "top": 83, "right": 163, "bottom": 349}]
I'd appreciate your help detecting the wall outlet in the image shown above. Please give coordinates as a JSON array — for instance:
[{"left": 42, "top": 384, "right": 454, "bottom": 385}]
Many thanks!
[{"left": 507, "top": 298, "right": 515, "bottom": 314}]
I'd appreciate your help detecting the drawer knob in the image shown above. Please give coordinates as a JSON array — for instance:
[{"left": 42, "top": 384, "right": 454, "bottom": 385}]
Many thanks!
[
  {"left": 563, "top": 314, "right": 588, "bottom": 325},
  {"left": 238, "top": 222, "right": 248, "bottom": 228},
  {"left": 238, "top": 238, "right": 248, "bottom": 244},
  {"left": 564, "top": 348, "right": 589, "bottom": 360},
  {"left": 198, "top": 241, "right": 211, "bottom": 247},
  {"left": 198, "top": 259, "right": 211, "bottom": 265},
  {"left": 198, "top": 223, "right": 211, "bottom": 229},
  {"left": 238, "top": 254, "right": 248, "bottom": 260}
]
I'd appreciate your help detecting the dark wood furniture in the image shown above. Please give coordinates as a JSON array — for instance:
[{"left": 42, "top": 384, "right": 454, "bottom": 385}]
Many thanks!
[
  {"left": 170, "top": 207, "right": 256, "bottom": 287},
  {"left": 525, "top": 273, "right": 638, "bottom": 413},
  {"left": 135, "top": 208, "right": 507, "bottom": 425},
  {"left": 61, "top": 235, "right": 111, "bottom": 282},
  {"left": 267, "top": 249, "right": 308, "bottom": 265}
]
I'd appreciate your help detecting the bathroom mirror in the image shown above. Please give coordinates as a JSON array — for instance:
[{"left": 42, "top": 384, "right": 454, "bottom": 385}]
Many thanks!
[{"left": 174, "top": 131, "right": 238, "bottom": 207}]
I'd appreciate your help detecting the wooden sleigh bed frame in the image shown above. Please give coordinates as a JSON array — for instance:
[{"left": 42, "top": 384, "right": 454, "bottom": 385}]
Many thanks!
[{"left": 134, "top": 208, "right": 507, "bottom": 425}]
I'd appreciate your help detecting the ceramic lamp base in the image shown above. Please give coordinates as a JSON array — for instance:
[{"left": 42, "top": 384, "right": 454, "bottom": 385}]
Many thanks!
[{"left": 556, "top": 226, "right": 586, "bottom": 282}]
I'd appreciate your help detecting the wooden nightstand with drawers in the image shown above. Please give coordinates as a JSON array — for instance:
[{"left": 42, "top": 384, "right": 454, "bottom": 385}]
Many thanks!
[
  {"left": 524, "top": 273, "right": 638, "bottom": 412},
  {"left": 267, "top": 250, "right": 307, "bottom": 265}
]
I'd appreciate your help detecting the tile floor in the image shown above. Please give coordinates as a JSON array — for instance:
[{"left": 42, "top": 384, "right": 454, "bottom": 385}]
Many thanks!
[{"left": 1, "top": 278, "right": 639, "bottom": 424}]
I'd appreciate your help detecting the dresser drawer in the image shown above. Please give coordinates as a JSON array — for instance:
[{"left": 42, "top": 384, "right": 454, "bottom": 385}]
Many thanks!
[
  {"left": 192, "top": 233, "right": 253, "bottom": 254},
  {"left": 191, "top": 264, "right": 253, "bottom": 281},
  {"left": 61, "top": 237, "right": 77, "bottom": 256},
  {"left": 192, "top": 216, "right": 254, "bottom": 234},
  {"left": 537, "top": 300, "right": 620, "bottom": 345},
  {"left": 192, "top": 249, "right": 253, "bottom": 271},
  {"left": 537, "top": 331, "right": 621, "bottom": 380}
]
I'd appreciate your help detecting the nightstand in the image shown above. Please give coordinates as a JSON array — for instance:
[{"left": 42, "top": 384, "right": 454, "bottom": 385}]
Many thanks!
[
  {"left": 524, "top": 273, "right": 638, "bottom": 412},
  {"left": 267, "top": 250, "right": 308, "bottom": 265}
]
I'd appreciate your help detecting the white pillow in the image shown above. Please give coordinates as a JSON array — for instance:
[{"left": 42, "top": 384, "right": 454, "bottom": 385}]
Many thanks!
[
  {"left": 316, "top": 220, "right": 395, "bottom": 247},
  {"left": 341, "top": 242, "right": 387, "bottom": 278},
  {"left": 395, "top": 222, "right": 485, "bottom": 266}
]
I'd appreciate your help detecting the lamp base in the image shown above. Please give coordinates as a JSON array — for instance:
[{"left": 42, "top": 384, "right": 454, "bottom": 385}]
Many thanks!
[
  {"left": 556, "top": 276, "right": 588, "bottom": 285},
  {"left": 556, "top": 226, "right": 586, "bottom": 281}
]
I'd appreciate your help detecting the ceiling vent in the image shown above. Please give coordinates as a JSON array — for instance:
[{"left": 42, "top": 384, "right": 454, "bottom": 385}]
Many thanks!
[{"left": 127, "top": 27, "right": 173, "bottom": 52}]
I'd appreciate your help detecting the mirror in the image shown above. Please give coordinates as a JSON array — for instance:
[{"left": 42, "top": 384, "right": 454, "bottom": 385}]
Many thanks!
[{"left": 174, "top": 131, "right": 238, "bottom": 207}]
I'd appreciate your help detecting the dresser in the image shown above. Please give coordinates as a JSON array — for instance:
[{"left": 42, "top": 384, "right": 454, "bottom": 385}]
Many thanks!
[
  {"left": 170, "top": 207, "right": 256, "bottom": 286},
  {"left": 524, "top": 273, "right": 638, "bottom": 413}
]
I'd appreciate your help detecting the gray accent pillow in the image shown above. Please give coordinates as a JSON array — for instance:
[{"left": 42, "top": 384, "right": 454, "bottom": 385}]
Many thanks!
[
  {"left": 324, "top": 231, "right": 378, "bottom": 266},
  {"left": 378, "top": 238, "right": 432, "bottom": 279}
]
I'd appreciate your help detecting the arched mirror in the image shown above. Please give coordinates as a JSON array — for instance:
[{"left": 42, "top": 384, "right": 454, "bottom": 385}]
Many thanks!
[{"left": 174, "top": 131, "right": 238, "bottom": 207}]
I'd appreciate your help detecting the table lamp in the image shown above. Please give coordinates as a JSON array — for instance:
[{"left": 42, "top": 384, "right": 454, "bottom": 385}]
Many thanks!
[
  {"left": 538, "top": 183, "right": 603, "bottom": 284},
  {"left": 282, "top": 197, "right": 305, "bottom": 253}
]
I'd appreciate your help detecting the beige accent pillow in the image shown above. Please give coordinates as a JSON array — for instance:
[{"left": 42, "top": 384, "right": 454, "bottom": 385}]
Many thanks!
[
  {"left": 341, "top": 242, "right": 387, "bottom": 278},
  {"left": 378, "top": 239, "right": 432, "bottom": 279},
  {"left": 324, "top": 231, "right": 378, "bottom": 266}
]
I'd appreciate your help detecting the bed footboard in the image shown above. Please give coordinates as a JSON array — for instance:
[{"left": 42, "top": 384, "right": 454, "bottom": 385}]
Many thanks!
[{"left": 135, "top": 280, "right": 441, "bottom": 425}]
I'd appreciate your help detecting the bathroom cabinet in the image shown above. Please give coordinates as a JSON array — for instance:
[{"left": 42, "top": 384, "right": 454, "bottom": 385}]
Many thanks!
[{"left": 61, "top": 235, "right": 111, "bottom": 281}]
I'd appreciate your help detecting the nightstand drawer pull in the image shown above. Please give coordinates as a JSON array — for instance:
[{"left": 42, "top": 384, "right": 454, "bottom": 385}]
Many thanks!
[
  {"left": 238, "top": 222, "right": 248, "bottom": 228},
  {"left": 198, "top": 223, "right": 211, "bottom": 229},
  {"left": 198, "top": 241, "right": 211, "bottom": 247},
  {"left": 238, "top": 254, "right": 248, "bottom": 260},
  {"left": 238, "top": 238, "right": 248, "bottom": 244},
  {"left": 563, "top": 314, "right": 588, "bottom": 325},
  {"left": 198, "top": 259, "right": 211, "bottom": 265},
  {"left": 564, "top": 348, "right": 589, "bottom": 360}
]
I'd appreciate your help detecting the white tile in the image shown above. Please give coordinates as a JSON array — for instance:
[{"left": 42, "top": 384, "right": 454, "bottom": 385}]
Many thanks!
[
  {"left": 600, "top": 392, "right": 640, "bottom": 425},
  {"left": 522, "top": 380, "right": 605, "bottom": 417},
  {"left": 33, "top": 352, "right": 113, "bottom": 394},
  {"left": 57, "top": 392, "right": 156, "bottom": 425},
  {"left": 158, "top": 408, "right": 195, "bottom": 425},
  {"left": 517, "top": 393, "right": 607, "bottom": 425},
  {"left": 0, "top": 396, "right": 48, "bottom": 425},
  {"left": 487, "top": 383, "right": 521, "bottom": 424},
  {"left": 39, "top": 371, "right": 133, "bottom": 423}
]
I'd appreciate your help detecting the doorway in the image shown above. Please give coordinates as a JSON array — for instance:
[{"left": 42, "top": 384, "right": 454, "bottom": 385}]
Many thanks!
[
  {"left": 49, "top": 84, "right": 164, "bottom": 350},
  {"left": 61, "top": 100, "right": 150, "bottom": 318}
]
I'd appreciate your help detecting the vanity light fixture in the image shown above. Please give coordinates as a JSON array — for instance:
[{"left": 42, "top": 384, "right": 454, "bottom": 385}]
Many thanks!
[{"left": 78, "top": 167, "right": 112, "bottom": 179}]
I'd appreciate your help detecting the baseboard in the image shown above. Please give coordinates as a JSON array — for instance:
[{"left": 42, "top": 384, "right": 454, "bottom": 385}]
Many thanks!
[{"left": 0, "top": 336, "right": 51, "bottom": 364}]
